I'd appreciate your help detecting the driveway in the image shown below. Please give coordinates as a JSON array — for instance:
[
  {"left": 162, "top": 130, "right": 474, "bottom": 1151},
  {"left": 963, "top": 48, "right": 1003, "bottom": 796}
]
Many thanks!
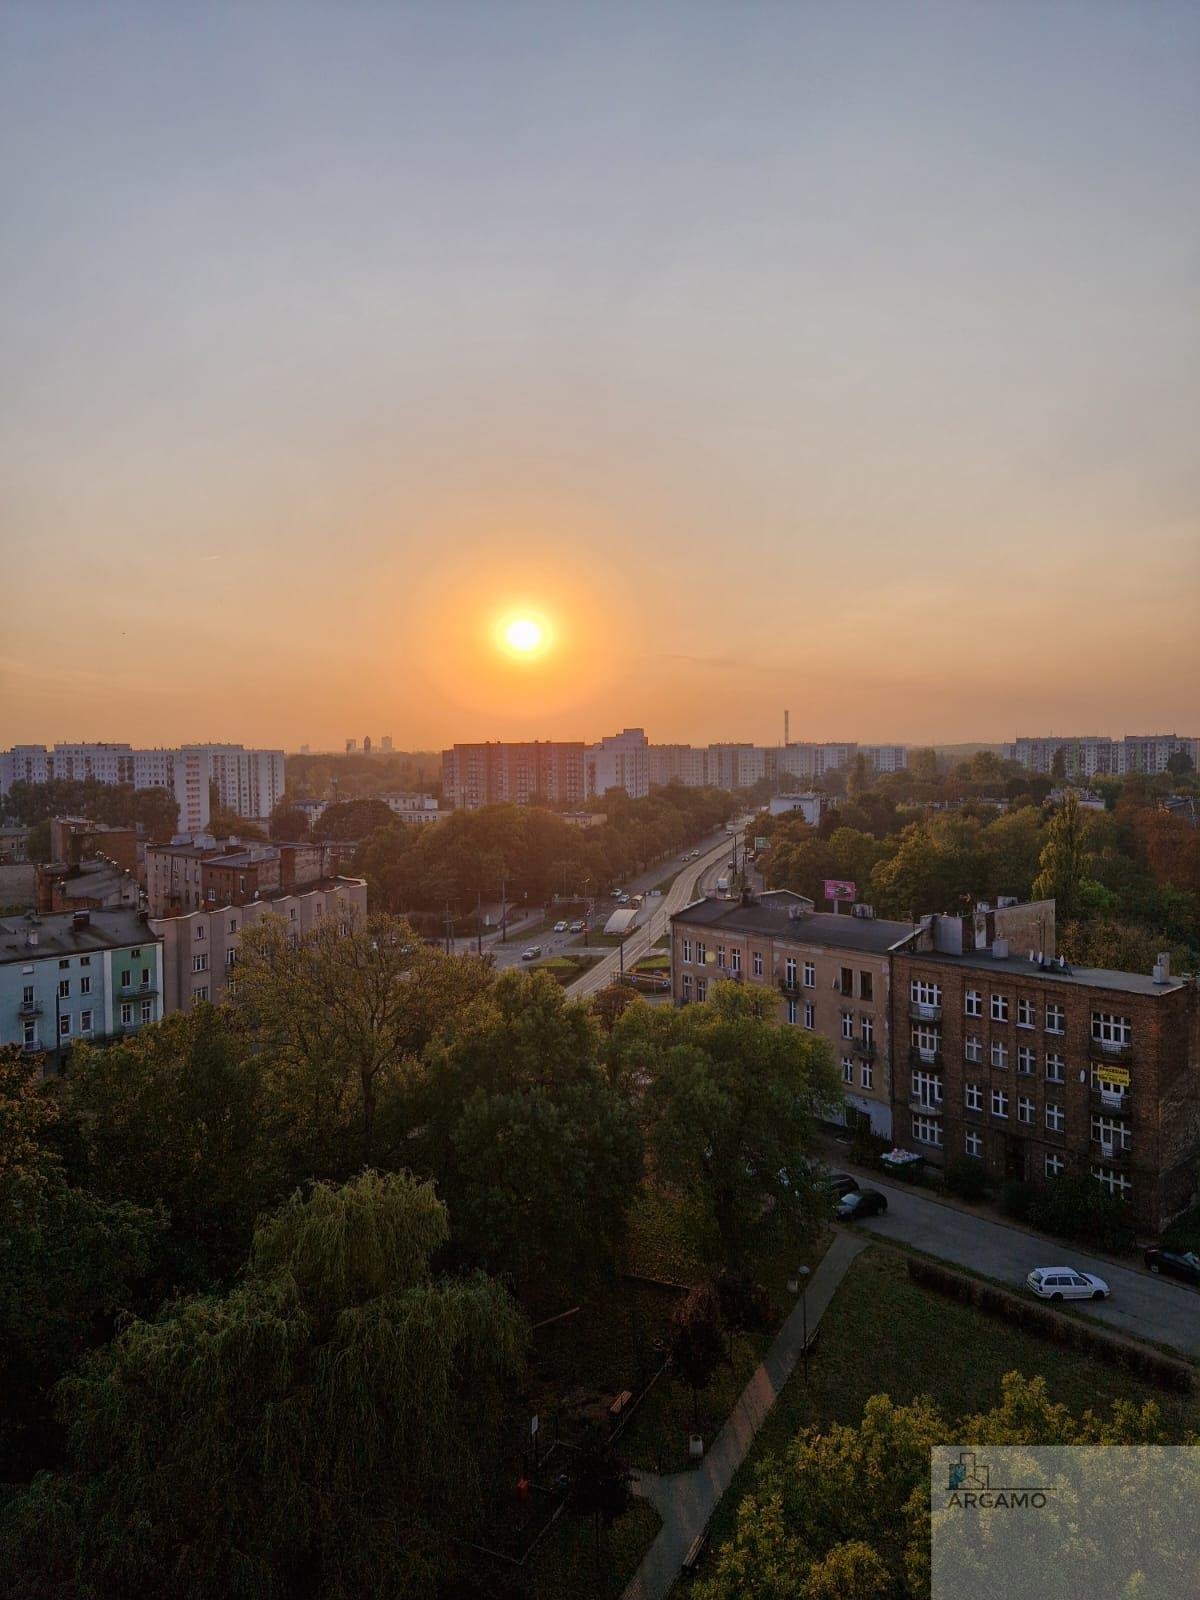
[{"left": 856, "top": 1178, "right": 1200, "bottom": 1359}]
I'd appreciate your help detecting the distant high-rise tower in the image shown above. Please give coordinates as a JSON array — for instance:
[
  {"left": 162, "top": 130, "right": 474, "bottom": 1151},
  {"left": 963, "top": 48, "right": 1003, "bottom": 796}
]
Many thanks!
[
  {"left": 346, "top": 739, "right": 357, "bottom": 753},
  {"left": 363, "top": 735, "right": 373, "bottom": 755},
  {"left": 381, "top": 735, "right": 393, "bottom": 752}
]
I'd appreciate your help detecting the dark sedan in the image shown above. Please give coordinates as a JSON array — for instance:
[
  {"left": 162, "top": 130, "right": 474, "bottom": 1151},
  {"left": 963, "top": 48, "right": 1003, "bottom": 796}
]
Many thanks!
[
  {"left": 1144, "top": 1246, "right": 1200, "bottom": 1286},
  {"left": 837, "top": 1188, "right": 887, "bottom": 1222}
]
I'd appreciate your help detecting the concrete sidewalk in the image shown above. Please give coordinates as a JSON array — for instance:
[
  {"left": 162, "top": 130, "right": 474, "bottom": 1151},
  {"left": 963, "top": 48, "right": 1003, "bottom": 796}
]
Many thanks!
[{"left": 622, "top": 1228, "right": 868, "bottom": 1600}]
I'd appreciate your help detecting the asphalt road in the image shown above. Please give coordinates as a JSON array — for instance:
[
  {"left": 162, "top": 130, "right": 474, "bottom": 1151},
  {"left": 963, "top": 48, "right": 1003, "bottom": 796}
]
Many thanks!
[
  {"left": 853, "top": 1177, "right": 1200, "bottom": 1358},
  {"left": 567, "top": 822, "right": 749, "bottom": 997}
]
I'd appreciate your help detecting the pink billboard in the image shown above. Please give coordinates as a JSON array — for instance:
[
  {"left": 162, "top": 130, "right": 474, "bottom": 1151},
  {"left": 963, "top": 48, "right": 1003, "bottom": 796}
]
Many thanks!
[{"left": 823, "top": 879, "right": 856, "bottom": 901}]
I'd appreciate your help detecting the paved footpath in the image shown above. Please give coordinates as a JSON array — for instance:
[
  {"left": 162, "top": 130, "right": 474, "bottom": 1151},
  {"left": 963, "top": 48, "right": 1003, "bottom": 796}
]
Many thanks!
[{"left": 621, "top": 1229, "right": 869, "bottom": 1600}]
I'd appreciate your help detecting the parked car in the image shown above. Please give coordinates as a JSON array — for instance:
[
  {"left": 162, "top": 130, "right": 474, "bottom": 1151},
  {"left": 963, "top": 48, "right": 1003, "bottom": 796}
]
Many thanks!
[
  {"left": 569, "top": 920, "right": 586, "bottom": 933},
  {"left": 521, "top": 945, "right": 542, "bottom": 961},
  {"left": 553, "top": 920, "right": 568, "bottom": 932},
  {"left": 837, "top": 1188, "right": 887, "bottom": 1221},
  {"left": 1144, "top": 1246, "right": 1200, "bottom": 1285},
  {"left": 823, "top": 1172, "right": 860, "bottom": 1201},
  {"left": 1026, "top": 1267, "right": 1109, "bottom": 1302}
]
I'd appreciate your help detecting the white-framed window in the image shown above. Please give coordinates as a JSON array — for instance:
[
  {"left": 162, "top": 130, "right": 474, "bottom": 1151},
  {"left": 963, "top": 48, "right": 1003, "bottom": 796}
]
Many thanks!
[
  {"left": 965, "top": 1082, "right": 983, "bottom": 1111},
  {"left": 120, "top": 1003, "right": 133, "bottom": 1026},
  {"left": 696, "top": 943, "right": 707, "bottom": 967},
  {"left": 80, "top": 975, "right": 92, "bottom": 995},
  {"left": 803, "top": 961, "right": 815, "bottom": 988},
  {"left": 1045, "top": 1152, "right": 1065, "bottom": 1179},
  {"left": 193, "top": 953, "right": 209, "bottom": 973},
  {"left": 965, "top": 989, "right": 982, "bottom": 1017},
  {"left": 803, "top": 1002, "right": 815, "bottom": 1030},
  {"left": 912, "top": 1070, "right": 943, "bottom": 1108},
  {"left": 1045, "top": 1102, "right": 1066, "bottom": 1133},
  {"left": 140, "top": 1000, "right": 153, "bottom": 1022},
  {"left": 1046, "top": 1052, "right": 1065, "bottom": 1083},
  {"left": 225, "top": 948, "right": 237, "bottom": 968},
  {"left": 195, "top": 924, "right": 205, "bottom": 940},
  {"left": 990, "top": 1041, "right": 1008, "bottom": 1070},
  {"left": 682, "top": 938, "right": 693, "bottom": 964},
  {"left": 965, "top": 1130, "right": 983, "bottom": 1158},
  {"left": 21, "top": 984, "right": 34, "bottom": 1005},
  {"left": 1018, "top": 1096, "right": 1035, "bottom": 1124},
  {"left": 787, "top": 999, "right": 799, "bottom": 1025},
  {"left": 912, "top": 1114, "right": 943, "bottom": 1148},
  {"left": 752, "top": 951, "right": 763, "bottom": 978},
  {"left": 22, "top": 1022, "right": 37, "bottom": 1047},
  {"left": 193, "top": 986, "right": 209, "bottom": 1005},
  {"left": 729, "top": 947, "right": 741, "bottom": 974},
  {"left": 860, "top": 1061, "right": 873, "bottom": 1089},
  {"left": 912, "top": 1025, "right": 940, "bottom": 1059},
  {"left": 120, "top": 969, "right": 131, "bottom": 988},
  {"left": 228, "top": 917, "right": 238, "bottom": 934},
  {"left": 716, "top": 945, "right": 725, "bottom": 969},
  {"left": 1091, "top": 1116, "right": 1131, "bottom": 1153},
  {"left": 59, "top": 1014, "right": 71, "bottom": 1038},
  {"left": 681, "top": 973, "right": 693, "bottom": 1001},
  {"left": 991, "top": 1089, "right": 1009, "bottom": 1119},
  {"left": 1091, "top": 1012, "right": 1132, "bottom": 1048},
  {"left": 842, "top": 1056, "right": 853, "bottom": 1083},
  {"left": 58, "top": 978, "right": 70, "bottom": 998},
  {"left": 991, "top": 993, "right": 1009, "bottom": 1023},
  {"left": 784, "top": 957, "right": 797, "bottom": 986},
  {"left": 1016, "top": 1045, "right": 1035, "bottom": 1075},
  {"left": 1017, "top": 998, "right": 1035, "bottom": 1028},
  {"left": 696, "top": 978, "right": 707, "bottom": 1002},
  {"left": 910, "top": 979, "right": 941, "bottom": 1007},
  {"left": 80, "top": 1009, "right": 93, "bottom": 1035},
  {"left": 58, "top": 958, "right": 69, "bottom": 970},
  {"left": 1045, "top": 1002, "right": 1065, "bottom": 1034},
  {"left": 965, "top": 1034, "right": 982, "bottom": 1063},
  {"left": 862, "top": 1015, "right": 874, "bottom": 1044},
  {"left": 841, "top": 1011, "right": 854, "bottom": 1039},
  {"left": 1093, "top": 1166, "right": 1132, "bottom": 1200}
]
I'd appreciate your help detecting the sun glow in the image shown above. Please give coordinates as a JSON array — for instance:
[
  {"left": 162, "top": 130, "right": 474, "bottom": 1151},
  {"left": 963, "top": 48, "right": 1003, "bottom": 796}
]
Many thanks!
[
  {"left": 495, "top": 609, "right": 554, "bottom": 661},
  {"left": 504, "top": 617, "right": 544, "bottom": 653}
]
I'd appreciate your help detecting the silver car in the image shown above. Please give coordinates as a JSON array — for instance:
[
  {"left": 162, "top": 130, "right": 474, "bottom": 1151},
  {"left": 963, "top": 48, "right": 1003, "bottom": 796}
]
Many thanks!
[{"left": 1026, "top": 1266, "right": 1109, "bottom": 1302}]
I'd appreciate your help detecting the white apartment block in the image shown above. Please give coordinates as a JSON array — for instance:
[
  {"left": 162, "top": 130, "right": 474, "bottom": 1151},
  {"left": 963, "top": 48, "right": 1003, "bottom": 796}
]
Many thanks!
[
  {"left": 0, "top": 743, "right": 285, "bottom": 832},
  {"left": 381, "top": 793, "right": 441, "bottom": 823},
  {"left": 587, "top": 728, "right": 651, "bottom": 800},
  {"left": 1003, "top": 735, "right": 1199, "bottom": 779}
]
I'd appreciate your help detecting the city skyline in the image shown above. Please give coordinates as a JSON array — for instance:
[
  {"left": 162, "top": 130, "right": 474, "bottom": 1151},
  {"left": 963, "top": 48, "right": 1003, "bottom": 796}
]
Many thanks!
[{"left": 4, "top": 2, "right": 1199, "bottom": 746}]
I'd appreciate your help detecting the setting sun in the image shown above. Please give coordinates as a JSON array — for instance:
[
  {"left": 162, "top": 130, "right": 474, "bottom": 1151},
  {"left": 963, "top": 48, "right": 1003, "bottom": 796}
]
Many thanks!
[{"left": 504, "top": 617, "right": 543, "bottom": 653}]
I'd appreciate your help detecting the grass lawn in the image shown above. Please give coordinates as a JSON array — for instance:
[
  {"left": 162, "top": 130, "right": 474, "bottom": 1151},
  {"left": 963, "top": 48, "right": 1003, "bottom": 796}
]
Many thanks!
[
  {"left": 689, "top": 1243, "right": 1200, "bottom": 1585},
  {"left": 527, "top": 1499, "right": 662, "bottom": 1600}
]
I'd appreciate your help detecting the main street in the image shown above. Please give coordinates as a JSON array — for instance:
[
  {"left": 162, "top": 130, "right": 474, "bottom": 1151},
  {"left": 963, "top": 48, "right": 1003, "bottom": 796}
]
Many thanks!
[
  {"left": 855, "top": 1177, "right": 1200, "bottom": 1359},
  {"left": 566, "top": 821, "right": 748, "bottom": 997}
]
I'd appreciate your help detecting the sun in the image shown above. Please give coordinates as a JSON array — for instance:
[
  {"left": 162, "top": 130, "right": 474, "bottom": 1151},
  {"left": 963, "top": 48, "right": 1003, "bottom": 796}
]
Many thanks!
[{"left": 504, "top": 617, "right": 543, "bottom": 654}]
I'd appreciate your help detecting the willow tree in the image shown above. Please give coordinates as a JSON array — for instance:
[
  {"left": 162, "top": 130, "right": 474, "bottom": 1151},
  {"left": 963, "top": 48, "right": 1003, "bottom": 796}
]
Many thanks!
[
  {"left": 1, "top": 1169, "right": 528, "bottom": 1600},
  {"left": 231, "top": 912, "right": 492, "bottom": 1174}
]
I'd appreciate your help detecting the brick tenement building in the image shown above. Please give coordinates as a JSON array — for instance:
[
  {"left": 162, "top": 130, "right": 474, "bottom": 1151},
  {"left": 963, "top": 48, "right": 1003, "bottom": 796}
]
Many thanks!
[
  {"left": 670, "top": 891, "right": 915, "bottom": 1138},
  {"left": 890, "top": 912, "right": 1200, "bottom": 1232}
]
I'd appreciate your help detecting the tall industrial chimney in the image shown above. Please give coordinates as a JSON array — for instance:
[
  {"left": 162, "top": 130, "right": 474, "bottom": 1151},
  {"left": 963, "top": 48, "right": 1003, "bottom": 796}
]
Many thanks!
[{"left": 784, "top": 709, "right": 790, "bottom": 747}]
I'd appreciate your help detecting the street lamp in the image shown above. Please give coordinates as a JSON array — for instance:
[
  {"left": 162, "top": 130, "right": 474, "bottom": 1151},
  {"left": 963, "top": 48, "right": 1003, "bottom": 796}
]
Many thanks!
[{"left": 799, "top": 1265, "right": 811, "bottom": 1382}]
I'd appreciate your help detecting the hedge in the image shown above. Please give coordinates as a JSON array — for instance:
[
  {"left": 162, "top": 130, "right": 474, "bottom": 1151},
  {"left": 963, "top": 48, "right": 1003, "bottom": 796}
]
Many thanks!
[{"left": 905, "top": 1254, "right": 1194, "bottom": 1394}]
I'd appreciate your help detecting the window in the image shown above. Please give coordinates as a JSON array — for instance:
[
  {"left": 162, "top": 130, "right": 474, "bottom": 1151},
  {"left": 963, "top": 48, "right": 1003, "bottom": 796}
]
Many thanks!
[
  {"left": 1045, "top": 1153, "right": 1065, "bottom": 1179},
  {"left": 22, "top": 984, "right": 34, "bottom": 1005},
  {"left": 140, "top": 967, "right": 150, "bottom": 986},
  {"left": 696, "top": 978, "right": 707, "bottom": 1002},
  {"left": 80, "top": 1010, "right": 92, "bottom": 1035},
  {"left": 193, "top": 953, "right": 209, "bottom": 973},
  {"left": 729, "top": 948, "right": 741, "bottom": 974},
  {"left": 681, "top": 938, "right": 693, "bottom": 964},
  {"left": 193, "top": 986, "right": 210, "bottom": 1005},
  {"left": 716, "top": 944, "right": 725, "bottom": 968},
  {"left": 784, "top": 956, "right": 796, "bottom": 986},
  {"left": 1045, "top": 1102, "right": 1066, "bottom": 1133},
  {"left": 965, "top": 1034, "right": 982, "bottom": 1063},
  {"left": 59, "top": 1014, "right": 71, "bottom": 1038},
  {"left": 289, "top": 907, "right": 297, "bottom": 921},
  {"left": 965, "top": 1130, "right": 983, "bottom": 1159},
  {"left": 990, "top": 1041, "right": 1008, "bottom": 1070},
  {"left": 910, "top": 979, "right": 941, "bottom": 1009},
  {"left": 225, "top": 948, "right": 237, "bottom": 968},
  {"left": 22, "top": 1022, "right": 37, "bottom": 1047},
  {"left": 787, "top": 999, "right": 798, "bottom": 1025},
  {"left": 965, "top": 1082, "right": 983, "bottom": 1111},
  {"left": 1017, "top": 998, "right": 1035, "bottom": 1028},
  {"left": 1046, "top": 1052, "right": 1065, "bottom": 1083},
  {"left": 912, "top": 1115, "right": 943, "bottom": 1148},
  {"left": 1045, "top": 1002, "right": 1065, "bottom": 1034},
  {"left": 58, "top": 958, "right": 70, "bottom": 970},
  {"left": 131, "top": 947, "right": 141, "bottom": 957},
  {"left": 681, "top": 973, "right": 693, "bottom": 1001},
  {"left": 58, "top": 978, "right": 70, "bottom": 999},
  {"left": 860, "top": 1061, "right": 873, "bottom": 1090},
  {"left": 1091, "top": 1116, "right": 1131, "bottom": 1153},
  {"left": 861, "top": 1015, "right": 874, "bottom": 1044},
  {"left": 842, "top": 1057, "right": 854, "bottom": 1084},
  {"left": 965, "top": 989, "right": 982, "bottom": 1017},
  {"left": 1093, "top": 1167, "right": 1132, "bottom": 1200},
  {"left": 803, "top": 962, "right": 815, "bottom": 988},
  {"left": 80, "top": 975, "right": 92, "bottom": 995},
  {"left": 991, "top": 993, "right": 1009, "bottom": 1022},
  {"left": 195, "top": 924, "right": 205, "bottom": 940},
  {"left": 859, "top": 971, "right": 873, "bottom": 1002},
  {"left": 1091, "top": 1012, "right": 1132, "bottom": 1048},
  {"left": 911, "top": 1070, "right": 943, "bottom": 1108},
  {"left": 1018, "top": 1096, "right": 1035, "bottom": 1124},
  {"left": 803, "top": 1002, "right": 815, "bottom": 1030},
  {"left": 228, "top": 918, "right": 238, "bottom": 934},
  {"left": 752, "top": 951, "right": 763, "bottom": 978},
  {"left": 120, "top": 969, "right": 131, "bottom": 988},
  {"left": 140, "top": 1000, "right": 153, "bottom": 1023},
  {"left": 120, "top": 1003, "right": 133, "bottom": 1026},
  {"left": 1017, "top": 1045, "right": 1035, "bottom": 1075},
  {"left": 696, "top": 943, "right": 707, "bottom": 967},
  {"left": 841, "top": 1011, "right": 854, "bottom": 1039},
  {"left": 840, "top": 967, "right": 853, "bottom": 996},
  {"left": 912, "top": 1025, "right": 940, "bottom": 1060},
  {"left": 991, "top": 1089, "right": 1009, "bottom": 1119},
  {"left": 80, "top": 955, "right": 90, "bottom": 967}
]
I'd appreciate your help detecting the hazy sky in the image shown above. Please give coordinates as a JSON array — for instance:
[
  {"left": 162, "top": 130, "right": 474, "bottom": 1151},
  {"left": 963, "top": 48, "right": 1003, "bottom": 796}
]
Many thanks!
[{"left": 2, "top": 1, "right": 1197, "bottom": 751}]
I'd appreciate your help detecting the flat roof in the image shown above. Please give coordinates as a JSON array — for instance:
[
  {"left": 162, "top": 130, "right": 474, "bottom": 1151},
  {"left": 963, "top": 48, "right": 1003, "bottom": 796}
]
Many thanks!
[
  {"left": 671, "top": 892, "right": 915, "bottom": 954},
  {"left": 897, "top": 940, "right": 1187, "bottom": 996},
  {"left": 0, "top": 907, "right": 156, "bottom": 964}
]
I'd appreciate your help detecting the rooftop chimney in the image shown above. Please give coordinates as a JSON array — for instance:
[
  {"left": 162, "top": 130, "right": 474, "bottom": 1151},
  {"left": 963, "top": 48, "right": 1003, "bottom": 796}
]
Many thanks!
[
  {"left": 1153, "top": 952, "right": 1171, "bottom": 985},
  {"left": 992, "top": 937, "right": 1009, "bottom": 960}
]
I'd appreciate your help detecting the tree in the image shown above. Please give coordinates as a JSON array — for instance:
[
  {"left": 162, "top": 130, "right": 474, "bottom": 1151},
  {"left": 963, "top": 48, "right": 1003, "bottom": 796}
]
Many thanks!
[
  {"left": 0, "top": 1170, "right": 528, "bottom": 1600},
  {"left": 611, "top": 983, "right": 841, "bottom": 1268},
  {"left": 312, "top": 797, "right": 397, "bottom": 841},
  {"left": 570, "top": 1426, "right": 634, "bottom": 1569},
  {"left": 418, "top": 969, "right": 643, "bottom": 1295},
  {"left": 231, "top": 912, "right": 491, "bottom": 1173},
  {"left": 25, "top": 818, "right": 51, "bottom": 862},
  {"left": 268, "top": 803, "right": 310, "bottom": 841},
  {"left": 669, "top": 1281, "right": 727, "bottom": 1427},
  {"left": 1166, "top": 750, "right": 1194, "bottom": 776},
  {"left": 906, "top": 748, "right": 939, "bottom": 784},
  {"left": 1050, "top": 746, "right": 1068, "bottom": 782},
  {"left": 1031, "top": 789, "right": 1089, "bottom": 921}
]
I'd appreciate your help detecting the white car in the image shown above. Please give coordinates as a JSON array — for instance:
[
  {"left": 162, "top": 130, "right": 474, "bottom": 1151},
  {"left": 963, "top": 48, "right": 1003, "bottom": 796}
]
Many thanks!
[
  {"left": 1026, "top": 1266, "right": 1110, "bottom": 1302},
  {"left": 553, "top": 920, "right": 568, "bottom": 932},
  {"left": 569, "top": 919, "right": 585, "bottom": 932}
]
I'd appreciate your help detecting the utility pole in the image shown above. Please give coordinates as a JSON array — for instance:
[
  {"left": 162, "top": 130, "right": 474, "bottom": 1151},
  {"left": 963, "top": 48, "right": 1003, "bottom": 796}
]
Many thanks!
[
  {"left": 476, "top": 885, "right": 483, "bottom": 958},
  {"left": 500, "top": 873, "right": 508, "bottom": 942}
]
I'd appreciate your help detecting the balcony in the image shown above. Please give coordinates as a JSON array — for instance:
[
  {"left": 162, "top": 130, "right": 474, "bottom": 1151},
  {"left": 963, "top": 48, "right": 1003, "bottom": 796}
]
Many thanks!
[
  {"left": 17, "top": 1000, "right": 43, "bottom": 1017},
  {"left": 1090, "top": 1038, "right": 1133, "bottom": 1064},
  {"left": 909, "top": 1046, "right": 944, "bottom": 1068},
  {"left": 777, "top": 976, "right": 801, "bottom": 998},
  {"left": 851, "top": 1039, "right": 877, "bottom": 1060},
  {"left": 909, "top": 1093, "right": 945, "bottom": 1114},
  {"left": 1093, "top": 1139, "right": 1132, "bottom": 1166},
  {"left": 1090, "top": 1085, "right": 1132, "bottom": 1116},
  {"left": 120, "top": 982, "right": 159, "bottom": 998},
  {"left": 909, "top": 1002, "right": 942, "bottom": 1023}
]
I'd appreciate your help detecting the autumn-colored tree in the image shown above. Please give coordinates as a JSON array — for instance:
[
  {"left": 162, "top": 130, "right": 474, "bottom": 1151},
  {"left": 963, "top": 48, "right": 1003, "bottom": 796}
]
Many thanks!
[{"left": 1031, "top": 789, "right": 1090, "bottom": 921}]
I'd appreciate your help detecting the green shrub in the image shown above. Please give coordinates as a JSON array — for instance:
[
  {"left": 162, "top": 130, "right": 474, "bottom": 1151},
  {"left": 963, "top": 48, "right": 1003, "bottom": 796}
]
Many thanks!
[
  {"left": 1164, "top": 1204, "right": 1200, "bottom": 1253},
  {"left": 944, "top": 1157, "right": 990, "bottom": 1202},
  {"left": 848, "top": 1124, "right": 888, "bottom": 1169},
  {"left": 1025, "top": 1174, "right": 1136, "bottom": 1254},
  {"left": 1001, "top": 1179, "right": 1034, "bottom": 1222}
]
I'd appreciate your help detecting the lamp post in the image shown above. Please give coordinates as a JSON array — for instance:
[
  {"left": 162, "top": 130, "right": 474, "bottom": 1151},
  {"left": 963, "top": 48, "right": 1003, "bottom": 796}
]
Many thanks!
[{"left": 799, "top": 1265, "right": 811, "bottom": 1382}]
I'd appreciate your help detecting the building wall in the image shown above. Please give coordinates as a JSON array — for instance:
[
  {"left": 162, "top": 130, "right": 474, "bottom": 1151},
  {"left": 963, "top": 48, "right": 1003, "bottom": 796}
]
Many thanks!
[
  {"left": 2, "top": 926, "right": 163, "bottom": 1059},
  {"left": 441, "top": 742, "right": 586, "bottom": 808}
]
